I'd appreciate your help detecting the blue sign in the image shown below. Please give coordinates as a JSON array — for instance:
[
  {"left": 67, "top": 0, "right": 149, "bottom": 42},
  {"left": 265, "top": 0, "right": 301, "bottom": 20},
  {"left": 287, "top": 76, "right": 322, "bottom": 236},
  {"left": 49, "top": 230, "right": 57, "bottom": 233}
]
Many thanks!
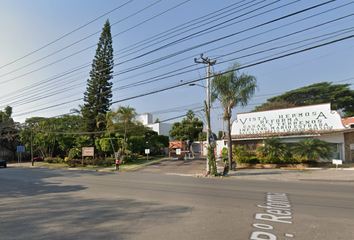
[{"left": 17, "top": 146, "right": 26, "bottom": 152}]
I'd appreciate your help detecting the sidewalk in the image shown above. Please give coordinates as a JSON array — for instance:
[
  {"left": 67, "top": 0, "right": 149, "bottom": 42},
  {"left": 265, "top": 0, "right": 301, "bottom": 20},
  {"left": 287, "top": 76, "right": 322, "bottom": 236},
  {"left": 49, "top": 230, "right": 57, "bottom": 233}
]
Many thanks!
[
  {"left": 7, "top": 159, "right": 354, "bottom": 182},
  {"left": 224, "top": 167, "right": 354, "bottom": 182}
]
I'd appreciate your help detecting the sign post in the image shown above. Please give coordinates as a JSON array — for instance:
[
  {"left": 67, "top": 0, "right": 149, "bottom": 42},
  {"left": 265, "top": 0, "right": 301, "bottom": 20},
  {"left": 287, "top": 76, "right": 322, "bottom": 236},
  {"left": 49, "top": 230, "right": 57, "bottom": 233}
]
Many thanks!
[
  {"left": 332, "top": 159, "right": 343, "bottom": 169},
  {"left": 145, "top": 149, "right": 150, "bottom": 162},
  {"left": 82, "top": 147, "right": 94, "bottom": 167},
  {"left": 17, "top": 146, "right": 25, "bottom": 163}
]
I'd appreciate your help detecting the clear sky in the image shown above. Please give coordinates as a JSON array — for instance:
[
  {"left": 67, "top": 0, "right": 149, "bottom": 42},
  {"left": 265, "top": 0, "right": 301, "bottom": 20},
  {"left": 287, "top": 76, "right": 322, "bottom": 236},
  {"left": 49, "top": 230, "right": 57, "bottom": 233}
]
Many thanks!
[{"left": 1, "top": 0, "right": 354, "bottom": 135}]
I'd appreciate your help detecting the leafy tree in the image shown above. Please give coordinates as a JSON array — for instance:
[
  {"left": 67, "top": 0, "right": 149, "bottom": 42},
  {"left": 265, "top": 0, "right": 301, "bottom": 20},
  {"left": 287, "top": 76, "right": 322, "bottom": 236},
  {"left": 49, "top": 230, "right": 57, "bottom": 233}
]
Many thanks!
[
  {"left": 198, "top": 131, "right": 217, "bottom": 141},
  {"left": 253, "top": 100, "right": 295, "bottom": 112},
  {"left": 54, "top": 115, "right": 82, "bottom": 156},
  {"left": 217, "top": 130, "right": 225, "bottom": 140},
  {"left": 211, "top": 62, "right": 258, "bottom": 169},
  {"left": 170, "top": 110, "right": 203, "bottom": 150},
  {"left": 0, "top": 106, "right": 20, "bottom": 160},
  {"left": 21, "top": 117, "right": 57, "bottom": 158},
  {"left": 128, "top": 136, "right": 146, "bottom": 154},
  {"left": 256, "top": 137, "right": 288, "bottom": 159},
  {"left": 81, "top": 19, "right": 114, "bottom": 133},
  {"left": 95, "top": 132, "right": 119, "bottom": 155},
  {"left": 149, "top": 134, "right": 169, "bottom": 154},
  {"left": 254, "top": 82, "right": 354, "bottom": 117},
  {"left": 106, "top": 105, "right": 139, "bottom": 159},
  {"left": 291, "top": 139, "right": 334, "bottom": 162}
]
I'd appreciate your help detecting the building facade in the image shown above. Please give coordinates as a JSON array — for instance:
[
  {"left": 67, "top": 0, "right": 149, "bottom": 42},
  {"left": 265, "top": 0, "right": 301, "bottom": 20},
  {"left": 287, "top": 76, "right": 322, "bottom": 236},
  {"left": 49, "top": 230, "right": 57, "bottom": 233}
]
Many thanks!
[{"left": 229, "top": 103, "right": 354, "bottom": 162}]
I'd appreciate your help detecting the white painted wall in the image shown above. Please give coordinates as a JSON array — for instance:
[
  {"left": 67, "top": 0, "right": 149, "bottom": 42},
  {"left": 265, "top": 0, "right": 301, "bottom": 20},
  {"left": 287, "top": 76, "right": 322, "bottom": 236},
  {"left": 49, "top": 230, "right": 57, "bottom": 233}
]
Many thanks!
[
  {"left": 139, "top": 113, "right": 153, "bottom": 125},
  {"left": 147, "top": 123, "right": 174, "bottom": 141},
  {"left": 216, "top": 140, "right": 227, "bottom": 157},
  {"left": 231, "top": 103, "right": 345, "bottom": 136}
]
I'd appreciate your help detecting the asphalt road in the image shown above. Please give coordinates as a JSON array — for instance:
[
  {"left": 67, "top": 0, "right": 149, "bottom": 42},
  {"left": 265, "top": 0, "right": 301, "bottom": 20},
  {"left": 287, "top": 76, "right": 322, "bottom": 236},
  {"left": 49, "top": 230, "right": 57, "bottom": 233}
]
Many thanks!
[{"left": 1, "top": 167, "right": 353, "bottom": 240}]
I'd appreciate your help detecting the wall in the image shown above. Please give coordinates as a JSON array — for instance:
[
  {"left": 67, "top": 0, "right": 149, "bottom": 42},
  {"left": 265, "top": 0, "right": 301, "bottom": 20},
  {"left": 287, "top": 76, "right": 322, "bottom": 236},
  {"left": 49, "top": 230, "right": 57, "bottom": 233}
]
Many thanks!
[
  {"left": 231, "top": 103, "right": 344, "bottom": 136},
  {"left": 344, "top": 132, "right": 354, "bottom": 162}
]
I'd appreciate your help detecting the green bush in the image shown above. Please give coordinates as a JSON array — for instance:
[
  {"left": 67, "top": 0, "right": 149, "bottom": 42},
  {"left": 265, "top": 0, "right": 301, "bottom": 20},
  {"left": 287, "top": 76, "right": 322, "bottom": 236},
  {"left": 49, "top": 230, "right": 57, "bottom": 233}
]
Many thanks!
[
  {"left": 44, "top": 157, "right": 53, "bottom": 163},
  {"left": 282, "top": 157, "right": 300, "bottom": 164},
  {"left": 67, "top": 159, "right": 82, "bottom": 167},
  {"left": 222, "top": 147, "right": 228, "bottom": 162},
  {"left": 300, "top": 160, "right": 318, "bottom": 167},
  {"left": 236, "top": 156, "right": 259, "bottom": 164},
  {"left": 259, "top": 156, "right": 282, "bottom": 164},
  {"left": 52, "top": 157, "right": 64, "bottom": 164}
]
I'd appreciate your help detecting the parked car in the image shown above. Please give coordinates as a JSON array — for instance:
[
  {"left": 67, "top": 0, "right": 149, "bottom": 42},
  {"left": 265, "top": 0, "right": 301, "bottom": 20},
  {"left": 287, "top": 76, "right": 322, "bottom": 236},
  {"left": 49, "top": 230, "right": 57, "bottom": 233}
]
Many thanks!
[
  {"left": 33, "top": 156, "right": 43, "bottom": 161},
  {"left": 0, "top": 158, "right": 7, "bottom": 168}
]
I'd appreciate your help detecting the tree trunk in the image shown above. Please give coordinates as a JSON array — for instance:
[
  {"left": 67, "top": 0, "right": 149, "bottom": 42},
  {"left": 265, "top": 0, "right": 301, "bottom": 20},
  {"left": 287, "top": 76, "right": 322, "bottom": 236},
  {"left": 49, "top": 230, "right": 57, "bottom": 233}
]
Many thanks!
[{"left": 226, "top": 116, "right": 233, "bottom": 170}]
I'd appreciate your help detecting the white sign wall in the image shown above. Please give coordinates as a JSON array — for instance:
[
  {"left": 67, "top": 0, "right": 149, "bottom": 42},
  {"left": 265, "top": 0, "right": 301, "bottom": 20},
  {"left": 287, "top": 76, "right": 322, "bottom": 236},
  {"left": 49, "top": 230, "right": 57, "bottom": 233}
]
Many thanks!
[{"left": 231, "top": 103, "right": 344, "bottom": 135}]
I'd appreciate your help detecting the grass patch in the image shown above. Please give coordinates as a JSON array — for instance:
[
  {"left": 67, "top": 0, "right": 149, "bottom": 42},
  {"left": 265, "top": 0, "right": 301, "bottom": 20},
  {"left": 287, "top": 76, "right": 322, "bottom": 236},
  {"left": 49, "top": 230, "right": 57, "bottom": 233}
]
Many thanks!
[{"left": 40, "top": 163, "right": 68, "bottom": 167}]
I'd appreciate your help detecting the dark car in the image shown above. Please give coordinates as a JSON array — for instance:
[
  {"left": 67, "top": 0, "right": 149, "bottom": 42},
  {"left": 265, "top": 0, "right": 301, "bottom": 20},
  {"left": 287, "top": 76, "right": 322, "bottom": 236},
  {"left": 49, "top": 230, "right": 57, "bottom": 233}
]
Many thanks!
[{"left": 0, "top": 158, "right": 7, "bottom": 168}]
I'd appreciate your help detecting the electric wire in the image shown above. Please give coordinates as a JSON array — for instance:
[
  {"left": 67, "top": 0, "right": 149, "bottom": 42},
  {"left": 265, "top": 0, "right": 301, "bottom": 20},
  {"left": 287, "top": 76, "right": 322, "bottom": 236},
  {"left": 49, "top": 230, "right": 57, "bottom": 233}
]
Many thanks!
[{"left": 0, "top": 0, "right": 342, "bottom": 103}]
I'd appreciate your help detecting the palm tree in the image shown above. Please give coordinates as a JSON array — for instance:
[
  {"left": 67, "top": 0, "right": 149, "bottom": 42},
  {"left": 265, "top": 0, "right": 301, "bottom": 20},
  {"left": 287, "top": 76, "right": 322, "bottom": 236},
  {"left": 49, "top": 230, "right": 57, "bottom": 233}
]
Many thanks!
[
  {"left": 257, "top": 137, "right": 288, "bottom": 159},
  {"left": 107, "top": 106, "right": 137, "bottom": 159},
  {"left": 211, "top": 62, "right": 258, "bottom": 169},
  {"left": 291, "top": 139, "right": 334, "bottom": 162}
]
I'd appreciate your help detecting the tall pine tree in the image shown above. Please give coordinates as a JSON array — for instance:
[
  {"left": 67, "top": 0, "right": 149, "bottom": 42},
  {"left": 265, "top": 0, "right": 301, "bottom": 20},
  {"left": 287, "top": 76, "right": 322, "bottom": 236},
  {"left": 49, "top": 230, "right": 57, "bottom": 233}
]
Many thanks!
[{"left": 82, "top": 19, "right": 114, "bottom": 133}]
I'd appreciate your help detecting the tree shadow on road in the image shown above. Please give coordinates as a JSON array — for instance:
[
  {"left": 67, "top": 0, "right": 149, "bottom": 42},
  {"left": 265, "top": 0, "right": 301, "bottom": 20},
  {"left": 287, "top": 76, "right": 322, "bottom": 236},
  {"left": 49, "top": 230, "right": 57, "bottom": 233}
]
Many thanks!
[{"left": 1, "top": 192, "right": 192, "bottom": 240}]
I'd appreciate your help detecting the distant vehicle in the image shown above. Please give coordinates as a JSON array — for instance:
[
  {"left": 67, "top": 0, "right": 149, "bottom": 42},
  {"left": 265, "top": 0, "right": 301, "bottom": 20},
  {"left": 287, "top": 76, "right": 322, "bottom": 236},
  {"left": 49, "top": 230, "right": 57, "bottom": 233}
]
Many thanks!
[
  {"left": 0, "top": 158, "right": 7, "bottom": 168},
  {"left": 33, "top": 156, "right": 43, "bottom": 161}
]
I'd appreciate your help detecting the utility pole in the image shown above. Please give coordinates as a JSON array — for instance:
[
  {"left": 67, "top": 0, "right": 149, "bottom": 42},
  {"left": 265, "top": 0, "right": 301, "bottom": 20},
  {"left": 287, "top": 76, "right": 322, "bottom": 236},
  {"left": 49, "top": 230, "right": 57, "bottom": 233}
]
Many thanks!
[
  {"left": 31, "top": 127, "right": 34, "bottom": 166},
  {"left": 194, "top": 54, "right": 216, "bottom": 174}
]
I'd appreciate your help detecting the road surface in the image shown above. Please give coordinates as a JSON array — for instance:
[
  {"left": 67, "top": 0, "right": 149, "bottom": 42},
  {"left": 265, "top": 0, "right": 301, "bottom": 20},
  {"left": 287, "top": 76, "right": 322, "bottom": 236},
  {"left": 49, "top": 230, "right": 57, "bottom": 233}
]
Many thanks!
[{"left": 1, "top": 167, "right": 353, "bottom": 239}]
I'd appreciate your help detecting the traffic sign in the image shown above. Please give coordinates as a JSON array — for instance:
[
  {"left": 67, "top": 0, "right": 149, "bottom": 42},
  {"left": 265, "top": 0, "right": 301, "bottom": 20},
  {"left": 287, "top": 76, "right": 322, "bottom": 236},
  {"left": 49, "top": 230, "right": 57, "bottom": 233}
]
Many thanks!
[{"left": 17, "top": 146, "right": 25, "bottom": 152}]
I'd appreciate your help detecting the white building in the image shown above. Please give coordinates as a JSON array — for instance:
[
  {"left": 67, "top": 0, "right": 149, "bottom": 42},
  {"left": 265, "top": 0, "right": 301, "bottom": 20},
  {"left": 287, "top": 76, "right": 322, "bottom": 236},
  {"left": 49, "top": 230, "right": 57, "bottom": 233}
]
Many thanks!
[{"left": 139, "top": 113, "right": 175, "bottom": 141}]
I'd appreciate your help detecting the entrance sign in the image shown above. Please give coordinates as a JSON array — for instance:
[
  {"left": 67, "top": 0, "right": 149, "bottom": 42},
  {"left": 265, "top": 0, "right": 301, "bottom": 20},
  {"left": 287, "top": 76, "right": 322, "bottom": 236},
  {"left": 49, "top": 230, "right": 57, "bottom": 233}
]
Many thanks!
[
  {"left": 82, "top": 147, "right": 94, "bottom": 167},
  {"left": 231, "top": 103, "right": 344, "bottom": 135},
  {"left": 82, "top": 147, "right": 94, "bottom": 156},
  {"left": 176, "top": 149, "right": 181, "bottom": 155},
  {"left": 145, "top": 149, "right": 150, "bottom": 162},
  {"left": 332, "top": 159, "right": 343, "bottom": 169},
  {"left": 332, "top": 159, "right": 342, "bottom": 165},
  {"left": 333, "top": 159, "right": 343, "bottom": 169},
  {"left": 17, "top": 146, "right": 25, "bottom": 152}
]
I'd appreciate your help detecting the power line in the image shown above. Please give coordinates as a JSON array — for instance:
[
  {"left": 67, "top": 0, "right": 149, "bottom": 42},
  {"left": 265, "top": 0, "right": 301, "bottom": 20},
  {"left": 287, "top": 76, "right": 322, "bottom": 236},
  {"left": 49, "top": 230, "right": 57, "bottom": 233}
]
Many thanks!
[
  {"left": 0, "top": 0, "right": 348, "bottom": 113},
  {"left": 0, "top": 0, "right": 340, "bottom": 103},
  {"left": 0, "top": 0, "right": 133, "bottom": 70},
  {"left": 12, "top": 32, "right": 354, "bottom": 118},
  {"left": 7, "top": 24, "right": 354, "bottom": 113}
]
